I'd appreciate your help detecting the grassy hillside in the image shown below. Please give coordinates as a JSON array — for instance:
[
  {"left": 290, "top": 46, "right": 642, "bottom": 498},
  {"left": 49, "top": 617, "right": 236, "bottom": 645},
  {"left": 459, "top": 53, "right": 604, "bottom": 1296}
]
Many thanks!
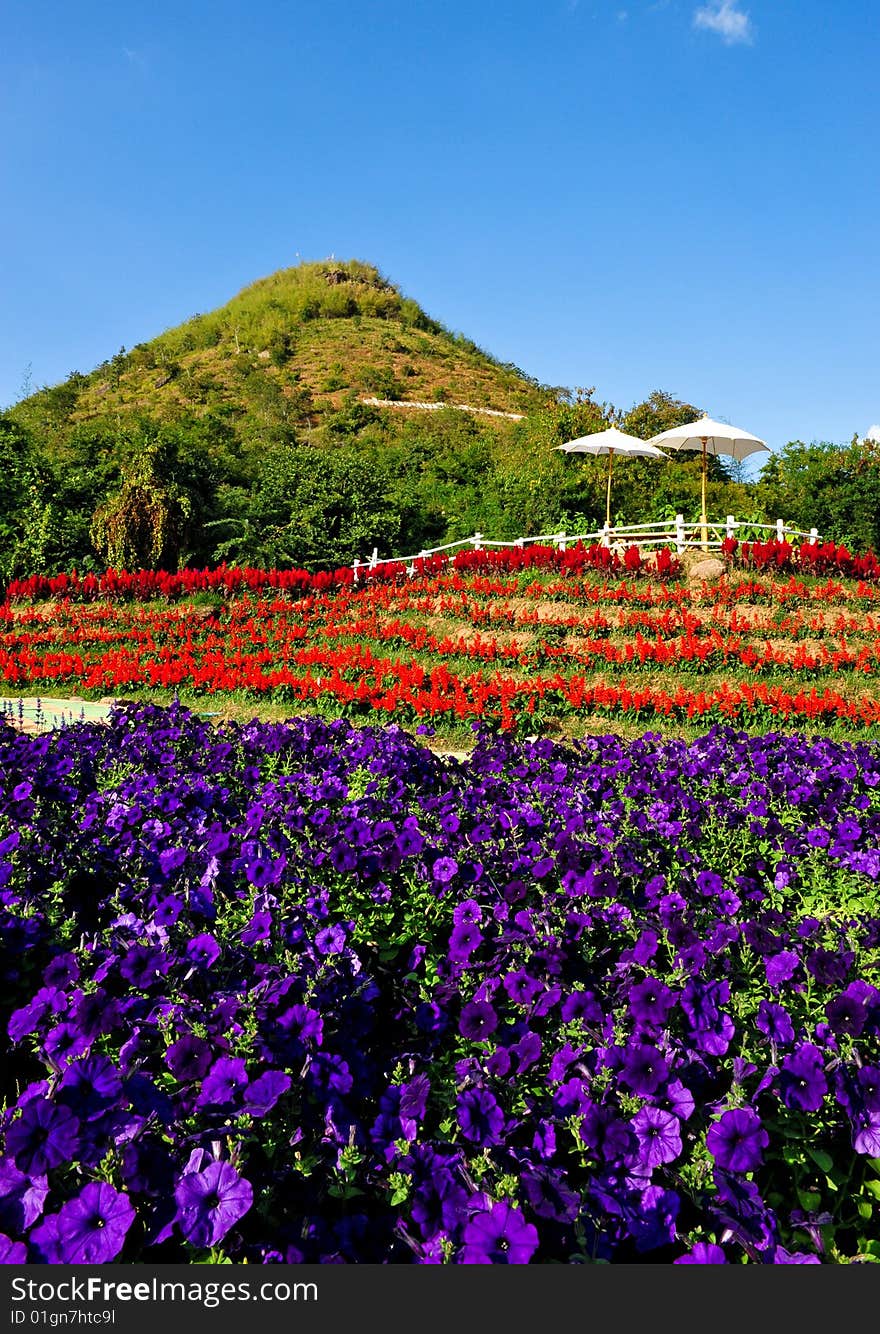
[
  {"left": 2, "top": 258, "right": 772, "bottom": 580},
  {"left": 10, "top": 259, "right": 549, "bottom": 444}
]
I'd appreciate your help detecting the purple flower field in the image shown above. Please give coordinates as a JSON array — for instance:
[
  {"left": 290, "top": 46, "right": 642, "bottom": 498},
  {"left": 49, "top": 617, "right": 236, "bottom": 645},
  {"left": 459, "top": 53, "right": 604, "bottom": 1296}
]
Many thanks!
[{"left": 1, "top": 702, "right": 879, "bottom": 1264}]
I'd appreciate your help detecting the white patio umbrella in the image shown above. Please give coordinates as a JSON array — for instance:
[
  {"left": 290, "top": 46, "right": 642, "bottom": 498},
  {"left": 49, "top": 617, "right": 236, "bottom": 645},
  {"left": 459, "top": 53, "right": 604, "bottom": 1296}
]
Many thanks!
[
  {"left": 646, "top": 414, "right": 769, "bottom": 551},
  {"left": 554, "top": 426, "right": 669, "bottom": 532}
]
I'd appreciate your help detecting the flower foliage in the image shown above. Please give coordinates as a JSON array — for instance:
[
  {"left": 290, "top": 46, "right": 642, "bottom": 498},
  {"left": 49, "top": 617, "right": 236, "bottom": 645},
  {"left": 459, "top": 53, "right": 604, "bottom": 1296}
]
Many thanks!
[{"left": 1, "top": 703, "right": 880, "bottom": 1263}]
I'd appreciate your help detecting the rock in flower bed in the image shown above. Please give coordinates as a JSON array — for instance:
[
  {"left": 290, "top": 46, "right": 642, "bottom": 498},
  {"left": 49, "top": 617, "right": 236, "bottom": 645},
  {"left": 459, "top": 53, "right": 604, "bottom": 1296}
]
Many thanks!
[{"left": 1, "top": 702, "right": 879, "bottom": 1264}]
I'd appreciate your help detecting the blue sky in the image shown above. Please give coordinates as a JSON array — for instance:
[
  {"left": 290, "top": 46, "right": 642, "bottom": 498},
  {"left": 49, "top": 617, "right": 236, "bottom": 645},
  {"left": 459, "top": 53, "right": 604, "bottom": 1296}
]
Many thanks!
[{"left": 3, "top": 0, "right": 879, "bottom": 474}]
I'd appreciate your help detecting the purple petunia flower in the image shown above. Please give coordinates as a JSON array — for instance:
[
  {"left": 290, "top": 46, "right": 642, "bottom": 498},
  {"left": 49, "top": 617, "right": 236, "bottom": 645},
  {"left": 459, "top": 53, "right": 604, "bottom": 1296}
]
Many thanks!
[
  {"left": 55, "top": 1183, "right": 135, "bottom": 1263},
  {"left": 853, "top": 1112, "right": 880, "bottom": 1157},
  {"left": 240, "top": 910, "right": 272, "bottom": 945},
  {"left": 159, "top": 846, "right": 187, "bottom": 877},
  {"left": 773, "top": 1247, "right": 821, "bottom": 1264},
  {"left": 196, "top": 1056, "right": 249, "bottom": 1108},
  {"left": 629, "top": 976, "right": 677, "bottom": 1030},
  {"left": 502, "top": 969, "right": 542, "bottom": 1005},
  {"left": 165, "top": 1034, "right": 213, "bottom": 1082},
  {"left": 432, "top": 856, "right": 459, "bottom": 885},
  {"left": 70, "top": 988, "right": 119, "bottom": 1040},
  {"left": 118, "top": 945, "right": 169, "bottom": 989},
  {"left": 461, "top": 1200, "right": 538, "bottom": 1264},
  {"left": 395, "top": 827, "right": 425, "bottom": 856},
  {"left": 560, "top": 990, "right": 603, "bottom": 1024},
  {"left": 174, "top": 1161, "right": 253, "bottom": 1247},
  {"left": 620, "top": 1042, "right": 669, "bottom": 1095},
  {"left": 856, "top": 1065, "right": 880, "bottom": 1113},
  {"left": 43, "top": 1022, "right": 91, "bottom": 1068},
  {"left": 0, "top": 1233, "right": 27, "bottom": 1263},
  {"left": 448, "top": 921, "right": 482, "bottom": 963},
  {"left": 653, "top": 1078, "right": 695, "bottom": 1122},
  {"left": 315, "top": 924, "right": 346, "bottom": 955},
  {"left": 777, "top": 1044, "right": 828, "bottom": 1113},
  {"left": 696, "top": 869, "right": 723, "bottom": 897},
  {"left": 629, "top": 1185, "right": 681, "bottom": 1253},
  {"left": 756, "top": 1000, "right": 795, "bottom": 1048},
  {"left": 243, "top": 1071, "right": 291, "bottom": 1117},
  {"left": 27, "top": 1212, "right": 64, "bottom": 1263},
  {"left": 520, "top": 1168, "right": 579, "bottom": 1223},
  {"left": 57, "top": 1055, "right": 122, "bottom": 1121},
  {"left": 552, "top": 1076, "right": 590, "bottom": 1120},
  {"left": 453, "top": 898, "right": 482, "bottom": 927},
  {"left": 43, "top": 952, "right": 79, "bottom": 988},
  {"left": 510, "top": 1030, "right": 542, "bottom": 1073},
  {"left": 764, "top": 950, "right": 800, "bottom": 989},
  {"left": 825, "top": 982, "right": 872, "bottom": 1038},
  {"left": 459, "top": 1000, "right": 498, "bottom": 1041},
  {"left": 0, "top": 1162, "right": 48, "bottom": 1235},
  {"left": 328, "top": 844, "right": 357, "bottom": 873},
  {"left": 674, "top": 1242, "right": 728, "bottom": 1264},
  {"left": 579, "top": 1103, "right": 635, "bottom": 1162},
  {"left": 6, "top": 1098, "right": 80, "bottom": 1175},
  {"left": 633, "top": 1106, "right": 682, "bottom": 1169},
  {"left": 185, "top": 933, "right": 221, "bottom": 969},
  {"left": 8, "top": 987, "right": 67, "bottom": 1043},
  {"left": 456, "top": 1089, "right": 506, "bottom": 1146},
  {"left": 706, "top": 1108, "right": 768, "bottom": 1173}
]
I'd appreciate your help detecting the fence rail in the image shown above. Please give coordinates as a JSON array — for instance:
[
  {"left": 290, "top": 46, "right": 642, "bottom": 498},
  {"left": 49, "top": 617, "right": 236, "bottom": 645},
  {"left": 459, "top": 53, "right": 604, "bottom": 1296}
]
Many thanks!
[{"left": 352, "top": 517, "right": 822, "bottom": 580}]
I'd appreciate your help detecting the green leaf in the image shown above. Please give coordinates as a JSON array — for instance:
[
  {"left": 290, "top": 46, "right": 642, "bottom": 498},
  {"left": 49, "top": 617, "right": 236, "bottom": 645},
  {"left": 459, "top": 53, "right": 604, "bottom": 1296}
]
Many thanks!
[{"left": 806, "top": 1147, "right": 834, "bottom": 1174}]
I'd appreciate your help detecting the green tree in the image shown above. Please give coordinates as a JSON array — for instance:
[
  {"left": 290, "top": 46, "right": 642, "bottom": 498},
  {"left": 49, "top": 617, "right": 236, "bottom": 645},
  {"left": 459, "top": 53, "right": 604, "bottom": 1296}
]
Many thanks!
[
  {"left": 620, "top": 388, "right": 703, "bottom": 441},
  {"left": 90, "top": 430, "right": 193, "bottom": 570},
  {"left": 207, "top": 442, "right": 404, "bottom": 570},
  {"left": 0, "top": 416, "right": 57, "bottom": 582},
  {"left": 755, "top": 437, "right": 880, "bottom": 551}
]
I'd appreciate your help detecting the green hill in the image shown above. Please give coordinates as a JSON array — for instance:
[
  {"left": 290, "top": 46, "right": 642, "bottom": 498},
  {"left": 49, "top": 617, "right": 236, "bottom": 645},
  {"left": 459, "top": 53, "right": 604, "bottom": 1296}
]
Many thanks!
[
  {"left": 10, "top": 258, "right": 549, "bottom": 443},
  {"left": 2, "top": 258, "right": 783, "bottom": 580}
]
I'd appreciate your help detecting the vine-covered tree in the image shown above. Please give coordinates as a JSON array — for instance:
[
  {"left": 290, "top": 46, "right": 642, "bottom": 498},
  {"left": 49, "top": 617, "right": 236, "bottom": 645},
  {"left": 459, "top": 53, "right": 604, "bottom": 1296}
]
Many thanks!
[{"left": 90, "top": 432, "right": 193, "bottom": 570}]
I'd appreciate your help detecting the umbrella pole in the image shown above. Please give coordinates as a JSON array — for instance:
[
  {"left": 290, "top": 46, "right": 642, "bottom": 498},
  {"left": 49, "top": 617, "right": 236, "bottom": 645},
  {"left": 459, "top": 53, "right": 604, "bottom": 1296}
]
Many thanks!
[
  {"left": 700, "top": 437, "right": 709, "bottom": 552},
  {"left": 606, "top": 450, "right": 614, "bottom": 534}
]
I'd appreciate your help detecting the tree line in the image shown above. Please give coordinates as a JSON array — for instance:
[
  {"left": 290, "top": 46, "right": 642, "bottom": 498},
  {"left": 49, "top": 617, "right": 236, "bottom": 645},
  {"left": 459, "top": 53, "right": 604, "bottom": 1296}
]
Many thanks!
[{"left": 2, "top": 388, "right": 878, "bottom": 582}]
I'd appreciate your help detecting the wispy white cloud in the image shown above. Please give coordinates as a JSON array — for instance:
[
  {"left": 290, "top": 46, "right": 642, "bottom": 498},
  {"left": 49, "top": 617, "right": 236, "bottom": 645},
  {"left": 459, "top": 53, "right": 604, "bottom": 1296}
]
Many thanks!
[
  {"left": 693, "top": 1, "right": 754, "bottom": 45},
  {"left": 865, "top": 425, "right": 880, "bottom": 443}
]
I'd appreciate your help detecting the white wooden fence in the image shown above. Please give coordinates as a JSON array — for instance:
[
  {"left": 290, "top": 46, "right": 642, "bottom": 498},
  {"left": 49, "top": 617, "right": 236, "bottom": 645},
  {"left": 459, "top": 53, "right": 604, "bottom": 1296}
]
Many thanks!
[{"left": 352, "top": 516, "right": 821, "bottom": 581}]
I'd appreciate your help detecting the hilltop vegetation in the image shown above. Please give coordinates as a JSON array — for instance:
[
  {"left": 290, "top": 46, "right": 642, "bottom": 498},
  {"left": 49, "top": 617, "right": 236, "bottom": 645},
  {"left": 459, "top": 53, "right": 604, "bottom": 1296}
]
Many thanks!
[
  {"left": 2, "top": 258, "right": 879, "bottom": 582},
  {"left": 11, "top": 259, "right": 545, "bottom": 441}
]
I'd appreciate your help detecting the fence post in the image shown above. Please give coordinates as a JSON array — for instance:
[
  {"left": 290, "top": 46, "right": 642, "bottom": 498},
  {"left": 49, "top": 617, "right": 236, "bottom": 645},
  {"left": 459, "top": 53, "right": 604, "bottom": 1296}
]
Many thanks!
[
  {"left": 369, "top": 547, "right": 379, "bottom": 569},
  {"left": 726, "top": 515, "right": 736, "bottom": 540},
  {"left": 776, "top": 519, "right": 785, "bottom": 543},
  {"left": 675, "top": 514, "right": 685, "bottom": 554},
  {"left": 557, "top": 532, "right": 567, "bottom": 551},
  {"left": 514, "top": 536, "right": 525, "bottom": 548},
  {"left": 352, "top": 559, "right": 361, "bottom": 584},
  {"left": 471, "top": 532, "right": 483, "bottom": 550},
  {"left": 809, "top": 527, "right": 818, "bottom": 542},
  {"left": 601, "top": 522, "right": 611, "bottom": 548}
]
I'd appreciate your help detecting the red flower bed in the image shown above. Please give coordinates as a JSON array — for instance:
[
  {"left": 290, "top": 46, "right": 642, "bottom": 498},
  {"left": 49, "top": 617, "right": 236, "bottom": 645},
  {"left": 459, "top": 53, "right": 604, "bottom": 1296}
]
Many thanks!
[
  {"left": 3, "top": 545, "right": 680, "bottom": 606},
  {"left": 721, "top": 537, "right": 880, "bottom": 582}
]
